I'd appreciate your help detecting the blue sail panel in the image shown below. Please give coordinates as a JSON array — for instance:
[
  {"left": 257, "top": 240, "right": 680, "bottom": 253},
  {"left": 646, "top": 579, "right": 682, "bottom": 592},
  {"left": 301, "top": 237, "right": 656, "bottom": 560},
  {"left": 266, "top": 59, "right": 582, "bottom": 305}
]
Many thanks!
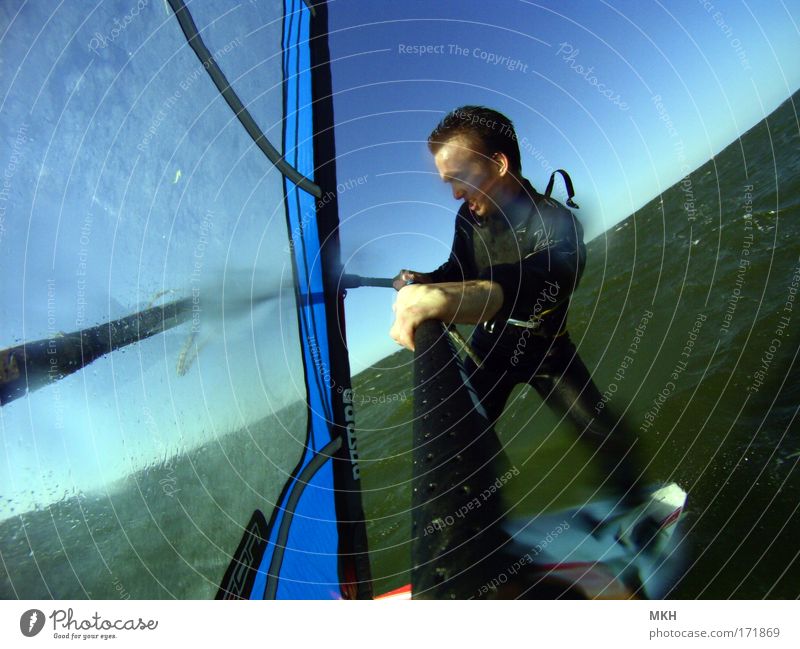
[
  {"left": 0, "top": 0, "right": 371, "bottom": 601},
  {"left": 246, "top": 0, "right": 363, "bottom": 599}
]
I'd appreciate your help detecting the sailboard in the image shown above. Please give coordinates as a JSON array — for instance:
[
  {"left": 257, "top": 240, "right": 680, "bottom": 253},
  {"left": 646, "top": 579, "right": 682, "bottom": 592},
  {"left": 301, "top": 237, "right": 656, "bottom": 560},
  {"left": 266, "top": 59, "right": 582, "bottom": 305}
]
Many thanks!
[
  {"left": 407, "top": 321, "right": 687, "bottom": 600},
  {"left": 498, "top": 482, "right": 687, "bottom": 599}
]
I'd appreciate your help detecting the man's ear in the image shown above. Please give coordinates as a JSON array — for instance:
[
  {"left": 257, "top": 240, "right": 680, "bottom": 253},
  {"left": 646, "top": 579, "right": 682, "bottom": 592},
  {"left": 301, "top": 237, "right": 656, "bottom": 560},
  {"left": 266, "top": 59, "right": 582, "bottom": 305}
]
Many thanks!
[{"left": 493, "top": 152, "right": 509, "bottom": 176}]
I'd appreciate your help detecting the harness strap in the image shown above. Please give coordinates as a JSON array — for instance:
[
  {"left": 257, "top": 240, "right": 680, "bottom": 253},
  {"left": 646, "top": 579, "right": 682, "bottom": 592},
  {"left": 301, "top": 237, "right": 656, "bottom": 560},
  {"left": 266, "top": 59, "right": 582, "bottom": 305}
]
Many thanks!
[{"left": 545, "top": 169, "right": 580, "bottom": 209}]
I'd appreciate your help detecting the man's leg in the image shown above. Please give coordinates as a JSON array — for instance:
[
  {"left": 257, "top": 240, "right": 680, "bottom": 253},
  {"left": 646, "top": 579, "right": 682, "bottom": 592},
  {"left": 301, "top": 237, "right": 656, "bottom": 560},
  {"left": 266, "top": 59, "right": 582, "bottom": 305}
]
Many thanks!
[
  {"left": 462, "top": 356, "right": 518, "bottom": 474},
  {"left": 462, "top": 356, "right": 519, "bottom": 427},
  {"left": 527, "top": 336, "right": 647, "bottom": 507}
]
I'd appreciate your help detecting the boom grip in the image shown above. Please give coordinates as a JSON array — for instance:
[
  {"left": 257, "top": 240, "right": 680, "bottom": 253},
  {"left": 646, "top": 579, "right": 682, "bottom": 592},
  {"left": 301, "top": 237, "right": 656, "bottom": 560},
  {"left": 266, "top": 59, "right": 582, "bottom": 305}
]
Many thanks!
[{"left": 410, "top": 320, "right": 512, "bottom": 599}]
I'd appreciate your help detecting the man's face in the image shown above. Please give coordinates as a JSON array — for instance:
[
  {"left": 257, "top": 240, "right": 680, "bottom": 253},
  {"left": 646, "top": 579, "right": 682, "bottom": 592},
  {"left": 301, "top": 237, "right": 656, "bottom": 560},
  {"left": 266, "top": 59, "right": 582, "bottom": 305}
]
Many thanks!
[{"left": 434, "top": 135, "right": 501, "bottom": 219}]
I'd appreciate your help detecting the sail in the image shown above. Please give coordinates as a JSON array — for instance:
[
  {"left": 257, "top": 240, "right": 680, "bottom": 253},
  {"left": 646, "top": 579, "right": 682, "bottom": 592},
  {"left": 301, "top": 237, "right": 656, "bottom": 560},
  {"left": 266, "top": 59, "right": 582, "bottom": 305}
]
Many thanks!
[{"left": 0, "top": 0, "right": 371, "bottom": 599}]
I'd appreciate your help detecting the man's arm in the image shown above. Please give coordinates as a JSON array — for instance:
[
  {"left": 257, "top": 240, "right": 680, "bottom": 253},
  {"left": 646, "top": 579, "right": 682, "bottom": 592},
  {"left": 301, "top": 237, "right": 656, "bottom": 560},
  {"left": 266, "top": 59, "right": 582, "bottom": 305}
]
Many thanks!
[{"left": 389, "top": 280, "right": 503, "bottom": 351}]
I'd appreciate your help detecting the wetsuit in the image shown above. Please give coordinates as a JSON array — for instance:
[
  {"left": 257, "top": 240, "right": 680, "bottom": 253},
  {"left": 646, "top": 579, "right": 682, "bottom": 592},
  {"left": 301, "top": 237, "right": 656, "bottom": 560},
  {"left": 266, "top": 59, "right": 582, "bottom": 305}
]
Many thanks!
[{"left": 427, "top": 177, "right": 644, "bottom": 503}]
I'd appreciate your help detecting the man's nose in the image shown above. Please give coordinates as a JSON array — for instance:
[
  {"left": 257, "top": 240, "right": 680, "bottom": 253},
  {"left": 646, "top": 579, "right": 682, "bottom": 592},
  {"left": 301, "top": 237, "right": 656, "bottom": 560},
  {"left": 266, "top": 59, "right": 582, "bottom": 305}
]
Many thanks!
[{"left": 452, "top": 186, "right": 465, "bottom": 201}]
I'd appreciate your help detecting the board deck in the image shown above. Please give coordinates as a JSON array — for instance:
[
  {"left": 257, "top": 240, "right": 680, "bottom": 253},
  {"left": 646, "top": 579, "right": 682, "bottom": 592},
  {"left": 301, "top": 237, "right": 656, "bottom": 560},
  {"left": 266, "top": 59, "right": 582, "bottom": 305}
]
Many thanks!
[{"left": 375, "top": 483, "right": 687, "bottom": 600}]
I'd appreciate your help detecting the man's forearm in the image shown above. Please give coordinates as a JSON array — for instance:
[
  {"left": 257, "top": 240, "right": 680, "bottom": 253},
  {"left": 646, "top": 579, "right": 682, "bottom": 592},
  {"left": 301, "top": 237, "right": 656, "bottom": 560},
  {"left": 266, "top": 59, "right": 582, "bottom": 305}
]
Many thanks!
[
  {"left": 425, "top": 280, "right": 504, "bottom": 325},
  {"left": 390, "top": 280, "right": 504, "bottom": 351}
]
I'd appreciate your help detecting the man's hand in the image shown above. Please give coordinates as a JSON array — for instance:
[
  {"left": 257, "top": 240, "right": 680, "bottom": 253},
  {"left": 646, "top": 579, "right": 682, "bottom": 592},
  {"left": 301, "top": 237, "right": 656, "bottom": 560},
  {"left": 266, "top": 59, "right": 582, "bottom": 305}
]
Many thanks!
[
  {"left": 389, "top": 284, "right": 447, "bottom": 351},
  {"left": 389, "top": 280, "right": 505, "bottom": 351},
  {"left": 392, "top": 269, "right": 432, "bottom": 291}
]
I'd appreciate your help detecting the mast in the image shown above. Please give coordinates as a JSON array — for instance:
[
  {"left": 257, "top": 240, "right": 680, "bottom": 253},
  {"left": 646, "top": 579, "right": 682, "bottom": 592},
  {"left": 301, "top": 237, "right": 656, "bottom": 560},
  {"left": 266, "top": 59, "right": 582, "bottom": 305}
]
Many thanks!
[{"left": 308, "top": 0, "right": 373, "bottom": 599}]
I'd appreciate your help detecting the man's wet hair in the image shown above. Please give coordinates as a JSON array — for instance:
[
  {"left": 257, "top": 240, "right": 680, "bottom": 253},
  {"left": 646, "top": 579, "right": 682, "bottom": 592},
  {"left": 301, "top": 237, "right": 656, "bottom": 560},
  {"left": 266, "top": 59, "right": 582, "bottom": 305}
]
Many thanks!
[{"left": 427, "top": 105, "right": 522, "bottom": 173}]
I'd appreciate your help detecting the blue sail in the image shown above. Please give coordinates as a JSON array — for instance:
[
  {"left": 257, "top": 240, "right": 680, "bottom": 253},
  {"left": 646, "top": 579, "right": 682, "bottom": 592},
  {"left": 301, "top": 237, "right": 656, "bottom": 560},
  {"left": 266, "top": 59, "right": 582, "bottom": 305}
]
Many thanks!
[
  {"left": 0, "top": 0, "right": 371, "bottom": 600},
  {"left": 243, "top": 0, "right": 371, "bottom": 600}
]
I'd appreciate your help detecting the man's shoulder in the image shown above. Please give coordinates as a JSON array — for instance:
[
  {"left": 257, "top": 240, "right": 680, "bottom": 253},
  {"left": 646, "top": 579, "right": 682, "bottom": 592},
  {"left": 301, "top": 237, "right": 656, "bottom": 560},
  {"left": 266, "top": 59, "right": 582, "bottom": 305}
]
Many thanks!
[
  {"left": 522, "top": 183, "right": 585, "bottom": 245},
  {"left": 518, "top": 177, "right": 572, "bottom": 216},
  {"left": 532, "top": 192, "right": 573, "bottom": 215},
  {"left": 524, "top": 195, "right": 576, "bottom": 234}
]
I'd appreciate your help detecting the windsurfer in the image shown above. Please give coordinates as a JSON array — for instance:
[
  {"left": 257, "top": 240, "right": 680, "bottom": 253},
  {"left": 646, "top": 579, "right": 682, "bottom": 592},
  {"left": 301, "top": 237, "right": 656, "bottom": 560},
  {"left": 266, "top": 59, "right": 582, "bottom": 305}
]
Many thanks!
[{"left": 390, "top": 105, "right": 648, "bottom": 508}]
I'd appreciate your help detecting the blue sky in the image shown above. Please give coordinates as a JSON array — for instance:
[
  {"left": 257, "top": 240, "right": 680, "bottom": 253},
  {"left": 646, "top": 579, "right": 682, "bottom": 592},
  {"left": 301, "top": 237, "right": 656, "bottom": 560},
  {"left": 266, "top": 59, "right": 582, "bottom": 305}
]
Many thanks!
[{"left": 323, "top": 0, "right": 800, "bottom": 372}]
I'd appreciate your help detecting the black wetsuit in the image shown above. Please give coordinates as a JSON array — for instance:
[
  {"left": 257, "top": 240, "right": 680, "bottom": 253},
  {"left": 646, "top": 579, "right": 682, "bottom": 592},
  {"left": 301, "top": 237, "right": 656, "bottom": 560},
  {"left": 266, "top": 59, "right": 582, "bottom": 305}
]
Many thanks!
[{"left": 428, "top": 177, "right": 643, "bottom": 503}]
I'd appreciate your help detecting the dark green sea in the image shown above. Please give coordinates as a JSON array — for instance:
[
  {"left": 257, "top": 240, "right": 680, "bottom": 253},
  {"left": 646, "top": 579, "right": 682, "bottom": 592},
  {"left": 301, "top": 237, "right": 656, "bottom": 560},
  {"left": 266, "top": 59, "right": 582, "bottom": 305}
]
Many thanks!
[{"left": 355, "top": 90, "right": 800, "bottom": 598}]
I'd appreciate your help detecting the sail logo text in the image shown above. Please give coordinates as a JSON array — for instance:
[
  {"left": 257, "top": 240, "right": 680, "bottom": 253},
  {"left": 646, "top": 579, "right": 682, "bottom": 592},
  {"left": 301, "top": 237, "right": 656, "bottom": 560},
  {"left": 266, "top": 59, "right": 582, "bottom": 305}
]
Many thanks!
[{"left": 343, "top": 391, "right": 360, "bottom": 480}]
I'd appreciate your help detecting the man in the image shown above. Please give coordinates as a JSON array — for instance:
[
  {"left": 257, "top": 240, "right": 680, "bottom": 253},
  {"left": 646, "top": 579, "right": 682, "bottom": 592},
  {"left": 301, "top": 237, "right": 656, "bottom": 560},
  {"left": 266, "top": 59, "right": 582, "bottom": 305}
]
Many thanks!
[{"left": 390, "top": 105, "right": 646, "bottom": 507}]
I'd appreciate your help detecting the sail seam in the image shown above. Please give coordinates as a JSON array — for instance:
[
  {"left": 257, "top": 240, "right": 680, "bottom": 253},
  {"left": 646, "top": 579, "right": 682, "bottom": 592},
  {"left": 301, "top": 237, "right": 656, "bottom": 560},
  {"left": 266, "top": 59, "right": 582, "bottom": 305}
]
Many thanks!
[{"left": 263, "top": 437, "right": 342, "bottom": 599}]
